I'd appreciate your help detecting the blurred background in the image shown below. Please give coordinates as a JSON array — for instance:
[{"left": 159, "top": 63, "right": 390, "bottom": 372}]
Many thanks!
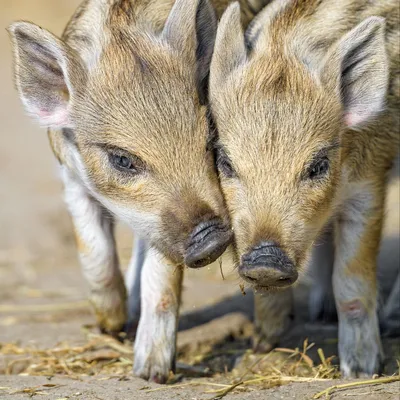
[
  {"left": 0, "top": 0, "right": 95, "bottom": 345},
  {"left": 0, "top": 0, "right": 399, "bottom": 387},
  {"left": 1, "top": 0, "right": 82, "bottom": 257}
]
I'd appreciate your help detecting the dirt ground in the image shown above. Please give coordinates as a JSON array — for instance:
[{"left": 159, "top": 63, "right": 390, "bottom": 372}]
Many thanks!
[{"left": 0, "top": 1, "right": 399, "bottom": 399}]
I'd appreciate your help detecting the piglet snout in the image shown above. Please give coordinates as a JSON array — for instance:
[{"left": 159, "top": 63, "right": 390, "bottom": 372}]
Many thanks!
[
  {"left": 184, "top": 218, "right": 232, "bottom": 268},
  {"left": 239, "top": 241, "right": 298, "bottom": 288}
]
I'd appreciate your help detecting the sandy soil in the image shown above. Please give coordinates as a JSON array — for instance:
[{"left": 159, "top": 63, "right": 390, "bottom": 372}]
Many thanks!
[{"left": 0, "top": 1, "right": 399, "bottom": 399}]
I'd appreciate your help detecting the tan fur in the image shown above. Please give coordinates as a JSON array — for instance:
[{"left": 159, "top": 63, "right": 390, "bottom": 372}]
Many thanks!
[
  {"left": 43, "top": 0, "right": 258, "bottom": 263},
  {"left": 210, "top": 0, "right": 399, "bottom": 376}
]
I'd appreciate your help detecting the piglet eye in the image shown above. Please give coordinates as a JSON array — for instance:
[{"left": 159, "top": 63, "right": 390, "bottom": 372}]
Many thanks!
[
  {"left": 216, "top": 147, "right": 237, "bottom": 179},
  {"left": 309, "top": 157, "right": 329, "bottom": 180},
  {"left": 119, "top": 155, "right": 132, "bottom": 169},
  {"left": 108, "top": 150, "right": 141, "bottom": 174},
  {"left": 111, "top": 154, "right": 134, "bottom": 171}
]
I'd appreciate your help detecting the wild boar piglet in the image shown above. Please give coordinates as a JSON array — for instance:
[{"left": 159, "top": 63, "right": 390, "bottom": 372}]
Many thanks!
[
  {"left": 8, "top": 0, "right": 247, "bottom": 382},
  {"left": 210, "top": 0, "right": 399, "bottom": 377}
]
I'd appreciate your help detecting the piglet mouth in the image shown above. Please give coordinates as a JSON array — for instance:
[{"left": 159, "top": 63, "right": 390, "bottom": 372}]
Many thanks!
[
  {"left": 251, "top": 283, "right": 292, "bottom": 293},
  {"left": 184, "top": 218, "right": 233, "bottom": 268}
]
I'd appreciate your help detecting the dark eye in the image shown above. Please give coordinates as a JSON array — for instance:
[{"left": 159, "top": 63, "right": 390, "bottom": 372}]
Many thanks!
[
  {"left": 108, "top": 150, "right": 140, "bottom": 174},
  {"left": 216, "top": 147, "right": 236, "bottom": 178},
  {"left": 309, "top": 157, "right": 329, "bottom": 180}
]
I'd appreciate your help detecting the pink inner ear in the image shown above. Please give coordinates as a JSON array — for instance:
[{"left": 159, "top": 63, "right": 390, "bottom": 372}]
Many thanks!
[{"left": 33, "top": 106, "right": 69, "bottom": 128}]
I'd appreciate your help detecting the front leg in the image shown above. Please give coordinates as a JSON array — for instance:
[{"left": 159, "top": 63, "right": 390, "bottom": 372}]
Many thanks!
[
  {"left": 133, "top": 247, "right": 183, "bottom": 383},
  {"left": 62, "top": 169, "right": 127, "bottom": 334},
  {"left": 333, "top": 182, "right": 385, "bottom": 377},
  {"left": 253, "top": 288, "right": 293, "bottom": 353}
]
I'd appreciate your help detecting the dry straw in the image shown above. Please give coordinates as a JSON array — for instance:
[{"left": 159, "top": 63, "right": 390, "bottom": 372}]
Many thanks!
[{"left": 1, "top": 330, "right": 399, "bottom": 399}]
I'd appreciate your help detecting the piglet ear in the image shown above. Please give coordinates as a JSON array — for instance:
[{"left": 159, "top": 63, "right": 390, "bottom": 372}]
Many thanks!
[
  {"left": 8, "top": 21, "right": 85, "bottom": 129},
  {"left": 320, "top": 17, "right": 389, "bottom": 128},
  {"left": 210, "top": 2, "right": 247, "bottom": 88},
  {"left": 162, "top": 0, "right": 217, "bottom": 103},
  {"left": 162, "top": 0, "right": 217, "bottom": 58},
  {"left": 195, "top": 0, "right": 217, "bottom": 100}
]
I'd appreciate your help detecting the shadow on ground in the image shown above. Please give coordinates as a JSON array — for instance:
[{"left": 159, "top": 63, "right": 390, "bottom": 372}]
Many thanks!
[{"left": 178, "top": 232, "right": 400, "bottom": 376}]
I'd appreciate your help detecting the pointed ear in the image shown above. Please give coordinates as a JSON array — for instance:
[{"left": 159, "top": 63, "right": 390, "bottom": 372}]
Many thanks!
[
  {"left": 8, "top": 21, "right": 85, "bottom": 129},
  {"left": 162, "top": 0, "right": 199, "bottom": 51},
  {"left": 245, "top": 0, "right": 289, "bottom": 51},
  {"left": 210, "top": 2, "right": 247, "bottom": 89},
  {"left": 320, "top": 17, "right": 389, "bottom": 128},
  {"left": 244, "top": 13, "right": 265, "bottom": 51},
  {"left": 162, "top": 0, "right": 217, "bottom": 103},
  {"left": 195, "top": 0, "right": 218, "bottom": 97}
]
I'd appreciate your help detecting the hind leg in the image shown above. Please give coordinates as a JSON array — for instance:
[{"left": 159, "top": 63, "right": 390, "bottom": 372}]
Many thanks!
[
  {"left": 308, "top": 226, "right": 336, "bottom": 322},
  {"left": 125, "top": 236, "right": 147, "bottom": 339},
  {"left": 62, "top": 169, "right": 126, "bottom": 334},
  {"left": 253, "top": 288, "right": 293, "bottom": 353}
]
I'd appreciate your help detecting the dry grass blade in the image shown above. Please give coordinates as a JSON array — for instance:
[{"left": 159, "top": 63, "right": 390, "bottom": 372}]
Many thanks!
[
  {"left": 318, "top": 348, "right": 328, "bottom": 369},
  {"left": 275, "top": 345, "right": 314, "bottom": 369},
  {"left": 84, "top": 333, "right": 133, "bottom": 355},
  {"left": 143, "top": 381, "right": 245, "bottom": 393},
  {"left": 8, "top": 384, "right": 64, "bottom": 396},
  {"left": 313, "top": 375, "right": 400, "bottom": 399},
  {"left": 219, "top": 258, "right": 225, "bottom": 280},
  {"left": 209, "top": 380, "right": 244, "bottom": 399},
  {"left": 237, "top": 351, "right": 274, "bottom": 381}
]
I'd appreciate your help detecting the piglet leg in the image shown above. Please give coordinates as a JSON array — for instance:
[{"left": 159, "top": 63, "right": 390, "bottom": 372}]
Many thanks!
[{"left": 133, "top": 248, "right": 183, "bottom": 383}]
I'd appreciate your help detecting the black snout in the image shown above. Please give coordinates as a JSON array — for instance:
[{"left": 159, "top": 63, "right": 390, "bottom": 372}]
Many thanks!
[
  {"left": 184, "top": 218, "right": 232, "bottom": 268},
  {"left": 239, "top": 242, "right": 298, "bottom": 288}
]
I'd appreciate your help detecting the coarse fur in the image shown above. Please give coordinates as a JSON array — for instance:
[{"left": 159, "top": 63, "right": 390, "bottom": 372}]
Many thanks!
[
  {"left": 8, "top": 0, "right": 260, "bottom": 383},
  {"left": 210, "top": 0, "right": 399, "bottom": 377}
]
